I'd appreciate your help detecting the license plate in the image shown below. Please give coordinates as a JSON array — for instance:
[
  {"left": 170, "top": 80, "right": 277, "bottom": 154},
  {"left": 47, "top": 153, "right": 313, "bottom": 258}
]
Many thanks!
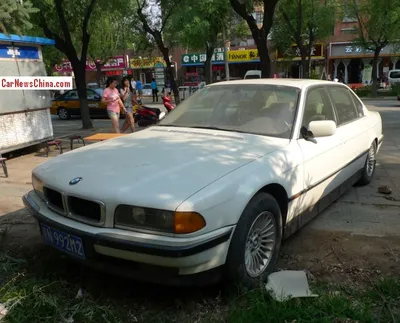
[{"left": 40, "top": 223, "right": 86, "bottom": 259}]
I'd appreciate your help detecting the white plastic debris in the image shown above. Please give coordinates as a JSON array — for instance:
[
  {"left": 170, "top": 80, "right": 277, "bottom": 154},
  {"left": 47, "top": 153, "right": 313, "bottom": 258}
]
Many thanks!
[
  {"left": 266, "top": 270, "right": 318, "bottom": 302},
  {"left": 0, "top": 303, "right": 8, "bottom": 321},
  {"left": 75, "top": 288, "right": 84, "bottom": 299}
]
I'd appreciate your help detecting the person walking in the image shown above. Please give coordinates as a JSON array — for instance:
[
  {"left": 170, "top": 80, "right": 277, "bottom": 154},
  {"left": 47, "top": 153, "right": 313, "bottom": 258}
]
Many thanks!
[
  {"left": 136, "top": 79, "right": 143, "bottom": 100},
  {"left": 119, "top": 77, "right": 135, "bottom": 133},
  {"left": 151, "top": 78, "right": 158, "bottom": 102},
  {"left": 102, "top": 77, "right": 125, "bottom": 133}
]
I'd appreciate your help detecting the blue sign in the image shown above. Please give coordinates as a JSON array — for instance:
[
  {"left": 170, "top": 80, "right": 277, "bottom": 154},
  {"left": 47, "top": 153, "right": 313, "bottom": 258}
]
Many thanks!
[{"left": 0, "top": 44, "right": 40, "bottom": 60}]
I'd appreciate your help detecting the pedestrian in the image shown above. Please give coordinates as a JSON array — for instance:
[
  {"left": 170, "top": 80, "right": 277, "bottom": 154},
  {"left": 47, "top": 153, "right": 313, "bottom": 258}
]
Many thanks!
[
  {"left": 102, "top": 77, "right": 125, "bottom": 133},
  {"left": 136, "top": 79, "right": 143, "bottom": 100},
  {"left": 151, "top": 78, "right": 158, "bottom": 102},
  {"left": 130, "top": 77, "right": 137, "bottom": 100},
  {"left": 119, "top": 77, "right": 135, "bottom": 133}
]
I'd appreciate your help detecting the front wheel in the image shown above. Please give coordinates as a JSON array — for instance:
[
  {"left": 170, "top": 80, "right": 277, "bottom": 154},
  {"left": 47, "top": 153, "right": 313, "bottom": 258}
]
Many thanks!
[
  {"left": 356, "top": 141, "right": 377, "bottom": 186},
  {"left": 57, "top": 107, "right": 70, "bottom": 120},
  {"left": 225, "top": 193, "right": 283, "bottom": 289}
]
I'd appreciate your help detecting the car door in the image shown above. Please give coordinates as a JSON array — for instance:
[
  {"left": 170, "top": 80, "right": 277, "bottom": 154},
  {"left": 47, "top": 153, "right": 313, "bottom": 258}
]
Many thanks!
[
  {"left": 86, "top": 89, "right": 103, "bottom": 117},
  {"left": 295, "top": 86, "right": 345, "bottom": 214},
  {"left": 326, "top": 85, "right": 370, "bottom": 179},
  {"left": 61, "top": 90, "right": 79, "bottom": 115}
]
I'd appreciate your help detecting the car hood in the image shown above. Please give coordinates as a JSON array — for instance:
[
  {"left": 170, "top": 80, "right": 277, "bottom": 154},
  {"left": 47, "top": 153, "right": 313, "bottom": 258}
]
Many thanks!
[{"left": 33, "top": 127, "right": 287, "bottom": 210}]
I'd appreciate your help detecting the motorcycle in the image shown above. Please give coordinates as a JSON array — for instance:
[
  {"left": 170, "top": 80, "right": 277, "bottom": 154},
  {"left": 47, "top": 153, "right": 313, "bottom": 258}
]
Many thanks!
[{"left": 133, "top": 99, "right": 166, "bottom": 127}]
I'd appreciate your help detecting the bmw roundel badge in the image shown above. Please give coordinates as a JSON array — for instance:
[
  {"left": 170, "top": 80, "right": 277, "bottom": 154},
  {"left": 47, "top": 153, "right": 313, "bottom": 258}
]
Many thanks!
[{"left": 69, "top": 177, "right": 82, "bottom": 185}]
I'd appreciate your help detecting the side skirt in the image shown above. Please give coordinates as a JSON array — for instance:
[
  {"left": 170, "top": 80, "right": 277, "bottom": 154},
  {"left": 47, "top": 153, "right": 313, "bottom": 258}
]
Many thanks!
[{"left": 283, "top": 169, "right": 362, "bottom": 240}]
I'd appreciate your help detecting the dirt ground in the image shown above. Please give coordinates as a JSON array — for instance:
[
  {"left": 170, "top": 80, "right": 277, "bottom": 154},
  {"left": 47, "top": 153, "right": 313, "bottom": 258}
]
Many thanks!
[{"left": 1, "top": 207, "right": 399, "bottom": 288}]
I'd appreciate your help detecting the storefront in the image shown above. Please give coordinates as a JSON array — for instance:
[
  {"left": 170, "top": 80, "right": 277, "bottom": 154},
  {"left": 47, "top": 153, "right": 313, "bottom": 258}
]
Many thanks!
[
  {"left": 129, "top": 57, "right": 166, "bottom": 86},
  {"left": 181, "top": 48, "right": 261, "bottom": 83},
  {"left": 53, "top": 55, "right": 128, "bottom": 86},
  {"left": 329, "top": 42, "right": 400, "bottom": 84},
  {"left": 275, "top": 43, "right": 325, "bottom": 78}
]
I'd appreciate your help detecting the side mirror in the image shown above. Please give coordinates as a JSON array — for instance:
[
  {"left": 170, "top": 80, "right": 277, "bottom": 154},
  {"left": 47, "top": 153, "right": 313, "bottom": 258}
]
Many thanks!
[{"left": 308, "top": 120, "right": 336, "bottom": 137}]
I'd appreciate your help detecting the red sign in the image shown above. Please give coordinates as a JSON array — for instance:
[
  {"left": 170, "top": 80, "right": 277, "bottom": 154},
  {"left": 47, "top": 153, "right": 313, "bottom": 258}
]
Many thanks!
[
  {"left": 53, "top": 55, "right": 126, "bottom": 72},
  {"left": 105, "top": 70, "right": 123, "bottom": 76},
  {"left": 212, "top": 66, "right": 224, "bottom": 71}
]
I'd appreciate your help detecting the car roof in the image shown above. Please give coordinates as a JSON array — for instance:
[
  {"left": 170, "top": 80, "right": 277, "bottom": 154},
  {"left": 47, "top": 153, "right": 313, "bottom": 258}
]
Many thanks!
[{"left": 208, "top": 78, "right": 344, "bottom": 89}]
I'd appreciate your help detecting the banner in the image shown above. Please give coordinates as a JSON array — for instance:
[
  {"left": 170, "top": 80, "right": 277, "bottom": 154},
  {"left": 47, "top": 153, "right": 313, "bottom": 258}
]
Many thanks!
[
  {"left": 130, "top": 57, "right": 166, "bottom": 69},
  {"left": 53, "top": 55, "right": 126, "bottom": 72}
]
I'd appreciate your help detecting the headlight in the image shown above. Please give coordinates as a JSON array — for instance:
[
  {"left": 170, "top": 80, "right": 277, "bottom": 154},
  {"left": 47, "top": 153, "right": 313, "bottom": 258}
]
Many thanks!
[
  {"left": 32, "top": 174, "right": 44, "bottom": 199},
  {"left": 114, "top": 205, "right": 206, "bottom": 234}
]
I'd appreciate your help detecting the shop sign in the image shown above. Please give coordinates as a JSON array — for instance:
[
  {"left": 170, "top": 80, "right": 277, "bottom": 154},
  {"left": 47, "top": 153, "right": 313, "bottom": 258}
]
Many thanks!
[
  {"left": 53, "top": 55, "right": 126, "bottom": 72},
  {"left": 227, "top": 49, "right": 259, "bottom": 62},
  {"left": 330, "top": 43, "right": 400, "bottom": 57},
  {"left": 0, "top": 44, "right": 40, "bottom": 60},
  {"left": 130, "top": 57, "right": 166, "bottom": 69},
  {"left": 181, "top": 49, "right": 260, "bottom": 65},
  {"left": 276, "top": 43, "right": 324, "bottom": 60},
  {"left": 181, "top": 52, "right": 225, "bottom": 65}
]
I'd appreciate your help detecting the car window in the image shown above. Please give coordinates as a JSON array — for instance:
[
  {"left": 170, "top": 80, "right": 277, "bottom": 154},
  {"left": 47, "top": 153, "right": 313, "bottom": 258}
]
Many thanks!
[
  {"left": 63, "top": 90, "right": 78, "bottom": 100},
  {"left": 143, "top": 84, "right": 151, "bottom": 89},
  {"left": 389, "top": 71, "right": 400, "bottom": 79},
  {"left": 86, "top": 89, "right": 98, "bottom": 100},
  {"left": 328, "top": 87, "right": 359, "bottom": 125},
  {"left": 349, "top": 91, "right": 365, "bottom": 117},
  {"left": 302, "top": 87, "right": 336, "bottom": 128},
  {"left": 159, "top": 84, "right": 300, "bottom": 139}
]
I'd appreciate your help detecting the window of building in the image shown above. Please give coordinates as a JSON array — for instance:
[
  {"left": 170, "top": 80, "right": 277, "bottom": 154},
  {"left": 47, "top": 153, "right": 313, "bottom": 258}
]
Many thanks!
[
  {"left": 341, "top": 28, "right": 357, "bottom": 35},
  {"left": 342, "top": 16, "right": 358, "bottom": 22}
]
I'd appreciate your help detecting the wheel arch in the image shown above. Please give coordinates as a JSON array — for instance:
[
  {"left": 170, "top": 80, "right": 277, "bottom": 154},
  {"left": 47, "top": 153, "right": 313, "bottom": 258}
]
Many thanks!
[{"left": 257, "top": 183, "right": 289, "bottom": 226}]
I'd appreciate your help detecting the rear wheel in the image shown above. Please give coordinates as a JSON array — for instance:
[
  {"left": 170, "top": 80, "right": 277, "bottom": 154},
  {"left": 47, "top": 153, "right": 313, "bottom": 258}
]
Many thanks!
[
  {"left": 357, "top": 141, "right": 377, "bottom": 186},
  {"left": 225, "top": 193, "right": 283, "bottom": 289},
  {"left": 57, "top": 107, "right": 70, "bottom": 120}
]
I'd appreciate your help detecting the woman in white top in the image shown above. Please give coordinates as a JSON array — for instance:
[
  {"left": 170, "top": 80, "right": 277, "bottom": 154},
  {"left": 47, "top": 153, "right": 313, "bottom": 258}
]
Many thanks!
[{"left": 120, "top": 77, "right": 135, "bottom": 133}]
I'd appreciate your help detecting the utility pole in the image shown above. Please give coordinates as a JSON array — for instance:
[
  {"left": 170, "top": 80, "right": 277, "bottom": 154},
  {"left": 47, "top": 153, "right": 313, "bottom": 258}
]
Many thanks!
[{"left": 222, "top": 25, "right": 230, "bottom": 81}]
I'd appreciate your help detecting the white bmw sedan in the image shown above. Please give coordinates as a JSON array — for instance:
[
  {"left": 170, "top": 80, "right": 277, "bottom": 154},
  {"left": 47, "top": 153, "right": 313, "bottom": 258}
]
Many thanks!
[{"left": 23, "top": 79, "right": 383, "bottom": 287}]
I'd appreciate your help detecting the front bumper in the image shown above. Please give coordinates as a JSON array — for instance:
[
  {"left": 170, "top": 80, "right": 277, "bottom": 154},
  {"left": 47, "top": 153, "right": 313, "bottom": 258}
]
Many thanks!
[{"left": 23, "top": 191, "right": 233, "bottom": 284}]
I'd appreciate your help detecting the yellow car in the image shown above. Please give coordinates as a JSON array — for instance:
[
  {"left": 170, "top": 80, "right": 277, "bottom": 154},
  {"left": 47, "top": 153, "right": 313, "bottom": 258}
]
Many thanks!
[{"left": 51, "top": 88, "right": 108, "bottom": 120}]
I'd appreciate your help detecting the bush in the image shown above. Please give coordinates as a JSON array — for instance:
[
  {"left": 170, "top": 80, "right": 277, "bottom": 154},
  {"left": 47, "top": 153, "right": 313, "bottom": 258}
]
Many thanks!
[{"left": 354, "top": 85, "right": 372, "bottom": 97}]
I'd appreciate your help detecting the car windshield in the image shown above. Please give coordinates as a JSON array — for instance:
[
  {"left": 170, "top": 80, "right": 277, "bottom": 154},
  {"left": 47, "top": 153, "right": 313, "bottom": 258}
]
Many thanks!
[
  {"left": 158, "top": 84, "right": 300, "bottom": 138},
  {"left": 245, "top": 74, "right": 261, "bottom": 79}
]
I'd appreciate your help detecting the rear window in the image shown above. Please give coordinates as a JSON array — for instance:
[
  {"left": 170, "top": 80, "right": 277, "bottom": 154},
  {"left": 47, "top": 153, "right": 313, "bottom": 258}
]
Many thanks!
[
  {"left": 245, "top": 74, "right": 261, "bottom": 79},
  {"left": 389, "top": 71, "right": 400, "bottom": 79}
]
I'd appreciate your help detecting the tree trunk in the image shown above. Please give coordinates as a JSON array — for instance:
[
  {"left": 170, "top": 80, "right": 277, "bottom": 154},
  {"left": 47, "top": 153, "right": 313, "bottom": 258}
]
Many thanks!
[
  {"left": 160, "top": 48, "right": 180, "bottom": 104},
  {"left": 250, "top": 28, "right": 270, "bottom": 78},
  {"left": 371, "top": 47, "right": 381, "bottom": 97},
  {"left": 73, "top": 61, "right": 93, "bottom": 129},
  {"left": 95, "top": 62, "right": 104, "bottom": 87},
  {"left": 204, "top": 44, "right": 214, "bottom": 84}
]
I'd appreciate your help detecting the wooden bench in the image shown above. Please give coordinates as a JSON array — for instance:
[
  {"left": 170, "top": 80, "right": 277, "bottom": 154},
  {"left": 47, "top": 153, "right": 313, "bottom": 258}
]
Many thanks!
[{"left": 84, "top": 133, "right": 127, "bottom": 142}]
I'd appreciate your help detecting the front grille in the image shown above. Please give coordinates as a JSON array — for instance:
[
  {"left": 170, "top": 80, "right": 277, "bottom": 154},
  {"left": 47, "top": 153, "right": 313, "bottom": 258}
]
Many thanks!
[
  {"left": 43, "top": 187, "right": 64, "bottom": 212},
  {"left": 68, "top": 196, "right": 102, "bottom": 222}
]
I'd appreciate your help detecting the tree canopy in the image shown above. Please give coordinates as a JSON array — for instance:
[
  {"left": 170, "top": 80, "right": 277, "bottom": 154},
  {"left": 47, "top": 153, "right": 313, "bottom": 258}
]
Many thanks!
[
  {"left": 345, "top": 0, "right": 400, "bottom": 95},
  {"left": 229, "top": 0, "right": 279, "bottom": 78},
  {"left": 272, "top": 0, "right": 336, "bottom": 78},
  {"left": 0, "top": 0, "right": 38, "bottom": 35}
]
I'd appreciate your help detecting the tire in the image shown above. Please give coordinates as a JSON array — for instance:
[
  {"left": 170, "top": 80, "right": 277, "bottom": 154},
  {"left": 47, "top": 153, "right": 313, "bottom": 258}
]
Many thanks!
[
  {"left": 58, "top": 107, "right": 70, "bottom": 120},
  {"left": 225, "top": 192, "right": 283, "bottom": 289},
  {"left": 357, "top": 141, "right": 377, "bottom": 186}
]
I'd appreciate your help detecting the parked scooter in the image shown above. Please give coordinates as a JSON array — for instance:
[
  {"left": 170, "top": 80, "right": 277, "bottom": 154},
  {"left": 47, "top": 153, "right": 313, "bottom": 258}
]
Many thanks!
[{"left": 133, "top": 99, "right": 166, "bottom": 127}]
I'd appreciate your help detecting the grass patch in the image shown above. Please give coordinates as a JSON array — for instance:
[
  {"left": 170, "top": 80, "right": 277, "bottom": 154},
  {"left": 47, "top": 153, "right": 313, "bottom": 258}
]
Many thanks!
[{"left": 0, "top": 250, "right": 400, "bottom": 323}]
